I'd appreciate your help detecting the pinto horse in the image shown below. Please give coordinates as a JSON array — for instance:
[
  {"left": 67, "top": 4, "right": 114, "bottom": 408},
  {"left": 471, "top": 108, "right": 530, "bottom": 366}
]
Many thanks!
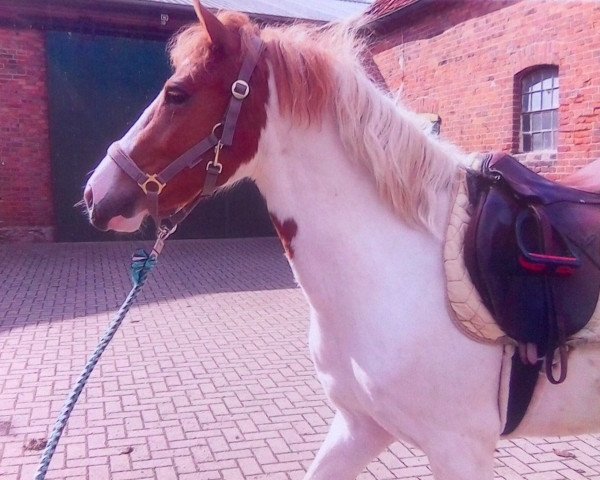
[{"left": 83, "top": 3, "right": 600, "bottom": 479}]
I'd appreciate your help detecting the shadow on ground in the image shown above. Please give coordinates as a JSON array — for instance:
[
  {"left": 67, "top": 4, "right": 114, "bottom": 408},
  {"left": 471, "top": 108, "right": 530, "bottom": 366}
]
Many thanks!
[{"left": 0, "top": 238, "right": 297, "bottom": 334}]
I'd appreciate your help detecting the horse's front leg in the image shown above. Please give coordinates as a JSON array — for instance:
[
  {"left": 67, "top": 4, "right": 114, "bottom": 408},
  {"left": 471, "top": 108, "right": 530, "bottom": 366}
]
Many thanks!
[
  {"left": 304, "top": 409, "right": 393, "bottom": 480},
  {"left": 425, "top": 431, "right": 496, "bottom": 480}
]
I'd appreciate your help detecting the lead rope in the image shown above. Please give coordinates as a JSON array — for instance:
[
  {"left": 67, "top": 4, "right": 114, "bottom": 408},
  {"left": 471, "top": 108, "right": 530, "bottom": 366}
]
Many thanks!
[{"left": 33, "top": 225, "right": 175, "bottom": 480}]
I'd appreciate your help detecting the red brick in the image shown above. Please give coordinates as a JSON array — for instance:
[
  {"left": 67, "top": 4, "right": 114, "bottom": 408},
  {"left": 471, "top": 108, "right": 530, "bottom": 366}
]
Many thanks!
[
  {"left": 371, "top": 0, "right": 600, "bottom": 176},
  {"left": 0, "top": 28, "right": 54, "bottom": 242}
]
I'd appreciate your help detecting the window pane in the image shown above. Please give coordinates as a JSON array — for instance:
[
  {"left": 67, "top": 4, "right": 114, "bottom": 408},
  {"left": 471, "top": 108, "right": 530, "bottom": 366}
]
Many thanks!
[
  {"left": 552, "top": 110, "right": 558, "bottom": 129},
  {"left": 532, "top": 132, "right": 543, "bottom": 150},
  {"left": 542, "top": 132, "right": 552, "bottom": 149},
  {"left": 531, "top": 91, "right": 542, "bottom": 111},
  {"left": 523, "top": 134, "right": 532, "bottom": 152},
  {"left": 523, "top": 68, "right": 558, "bottom": 91},
  {"left": 523, "top": 72, "right": 539, "bottom": 93},
  {"left": 531, "top": 79, "right": 543, "bottom": 93},
  {"left": 552, "top": 88, "right": 559, "bottom": 109},
  {"left": 542, "top": 111, "right": 553, "bottom": 130},
  {"left": 542, "top": 89, "right": 553, "bottom": 110},
  {"left": 554, "top": 130, "right": 558, "bottom": 148},
  {"left": 532, "top": 112, "right": 542, "bottom": 131},
  {"left": 522, "top": 94, "right": 530, "bottom": 112},
  {"left": 522, "top": 113, "right": 531, "bottom": 132}
]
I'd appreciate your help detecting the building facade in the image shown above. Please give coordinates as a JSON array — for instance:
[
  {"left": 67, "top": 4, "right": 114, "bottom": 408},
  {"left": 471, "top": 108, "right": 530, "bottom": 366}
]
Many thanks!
[
  {"left": 1, "top": 26, "right": 52, "bottom": 241},
  {"left": 368, "top": 0, "right": 600, "bottom": 177},
  {"left": 2, "top": 0, "right": 598, "bottom": 242},
  {"left": 0, "top": 0, "right": 368, "bottom": 242}
]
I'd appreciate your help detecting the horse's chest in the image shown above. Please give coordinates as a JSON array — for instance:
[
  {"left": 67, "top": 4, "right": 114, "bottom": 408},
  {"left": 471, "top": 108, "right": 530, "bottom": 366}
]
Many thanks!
[
  {"left": 312, "top": 356, "right": 364, "bottom": 410},
  {"left": 308, "top": 319, "right": 373, "bottom": 411}
]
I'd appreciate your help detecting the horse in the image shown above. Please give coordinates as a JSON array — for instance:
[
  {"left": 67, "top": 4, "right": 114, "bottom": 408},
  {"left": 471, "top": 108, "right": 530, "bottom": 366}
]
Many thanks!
[
  {"left": 82, "top": 3, "right": 600, "bottom": 478},
  {"left": 563, "top": 158, "right": 600, "bottom": 192}
]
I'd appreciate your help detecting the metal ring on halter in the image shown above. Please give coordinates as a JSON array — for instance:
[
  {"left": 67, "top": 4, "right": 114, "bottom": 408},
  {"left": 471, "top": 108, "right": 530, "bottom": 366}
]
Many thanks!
[
  {"left": 211, "top": 122, "right": 223, "bottom": 135},
  {"left": 140, "top": 174, "right": 166, "bottom": 195},
  {"left": 231, "top": 80, "right": 250, "bottom": 100}
]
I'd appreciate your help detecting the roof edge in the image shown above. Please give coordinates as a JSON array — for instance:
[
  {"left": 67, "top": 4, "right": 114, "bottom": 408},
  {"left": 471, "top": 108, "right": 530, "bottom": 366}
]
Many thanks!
[
  {"left": 362, "top": 0, "right": 435, "bottom": 34},
  {"left": 0, "top": 0, "right": 314, "bottom": 38}
]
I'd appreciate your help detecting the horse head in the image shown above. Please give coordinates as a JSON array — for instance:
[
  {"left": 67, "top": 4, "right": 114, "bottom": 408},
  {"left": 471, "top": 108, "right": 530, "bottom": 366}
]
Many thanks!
[{"left": 83, "top": 1, "right": 268, "bottom": 232}]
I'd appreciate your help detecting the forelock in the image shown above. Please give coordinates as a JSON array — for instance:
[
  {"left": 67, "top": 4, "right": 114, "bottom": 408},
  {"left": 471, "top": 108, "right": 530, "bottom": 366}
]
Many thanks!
[{"left": 168, "top": 12, "right": 256, "bottom": 71}]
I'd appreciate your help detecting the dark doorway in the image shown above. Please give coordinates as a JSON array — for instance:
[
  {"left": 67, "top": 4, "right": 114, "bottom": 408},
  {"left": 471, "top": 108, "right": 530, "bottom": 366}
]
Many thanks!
[{"left": 46, "top": 31, "right": 273, "bottom": 242}]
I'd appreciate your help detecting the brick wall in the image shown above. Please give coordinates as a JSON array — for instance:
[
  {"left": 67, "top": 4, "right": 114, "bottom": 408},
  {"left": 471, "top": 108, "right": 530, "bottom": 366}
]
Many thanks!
[
  {"left": 1, "top": 2, "right": 598, "bottom": 243},
  {"left": 371, "top": 0, "right": 600, "bottom": 178},
  {"left": 0, "top": 27, "right": 54, "bottom": 241}
]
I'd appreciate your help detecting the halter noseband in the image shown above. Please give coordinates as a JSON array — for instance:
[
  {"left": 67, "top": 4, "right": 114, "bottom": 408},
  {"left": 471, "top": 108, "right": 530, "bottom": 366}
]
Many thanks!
[{"left": 107, "top": 36, "right": 264, "bottom": 233}]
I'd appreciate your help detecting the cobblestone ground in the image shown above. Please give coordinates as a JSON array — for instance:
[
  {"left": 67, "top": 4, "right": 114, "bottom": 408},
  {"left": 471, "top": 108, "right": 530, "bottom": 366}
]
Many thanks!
[{"left": 1, "top": 238, "right": 599, "bottom": 480}]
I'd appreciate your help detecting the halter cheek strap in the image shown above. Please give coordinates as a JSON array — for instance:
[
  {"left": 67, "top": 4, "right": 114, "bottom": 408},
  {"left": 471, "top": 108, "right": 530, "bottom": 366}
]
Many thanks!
[{"left": 107, "top": 35, "right": 265, "bottom": 232}]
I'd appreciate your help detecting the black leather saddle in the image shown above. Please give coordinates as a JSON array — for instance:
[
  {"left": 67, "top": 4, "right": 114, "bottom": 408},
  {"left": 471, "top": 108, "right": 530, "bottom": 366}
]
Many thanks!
[{"left": 465, "top": 153, "right": 600, "bottom": 385}]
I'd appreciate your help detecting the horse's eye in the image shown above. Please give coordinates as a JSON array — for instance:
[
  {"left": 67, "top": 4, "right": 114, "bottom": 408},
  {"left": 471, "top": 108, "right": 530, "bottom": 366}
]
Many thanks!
[{"left": 164, "top": 87, "right": 189, "bottom": 105}]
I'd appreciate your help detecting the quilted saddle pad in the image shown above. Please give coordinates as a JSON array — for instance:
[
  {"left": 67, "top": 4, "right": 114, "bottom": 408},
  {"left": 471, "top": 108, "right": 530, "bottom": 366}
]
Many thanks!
[{"left": 443, "top": 169, "right": 600, "bottom": 346}]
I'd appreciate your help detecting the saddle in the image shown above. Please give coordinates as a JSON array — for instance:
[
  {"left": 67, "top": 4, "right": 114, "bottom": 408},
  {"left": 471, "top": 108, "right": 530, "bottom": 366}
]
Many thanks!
[{"left": 465, "top": 153, "right": 600, "bottom": 384}]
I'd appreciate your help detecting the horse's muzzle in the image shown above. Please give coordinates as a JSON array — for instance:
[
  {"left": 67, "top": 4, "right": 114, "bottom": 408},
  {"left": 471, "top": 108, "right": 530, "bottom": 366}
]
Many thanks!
[{"left": 84, "top": 184, "right": 144, "bottom": 232}]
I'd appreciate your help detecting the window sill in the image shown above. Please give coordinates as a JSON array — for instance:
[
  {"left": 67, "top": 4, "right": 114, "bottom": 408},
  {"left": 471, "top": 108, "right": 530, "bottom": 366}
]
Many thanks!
[{"left": 513, "top": 150, "right": 557, "bottom": 173}]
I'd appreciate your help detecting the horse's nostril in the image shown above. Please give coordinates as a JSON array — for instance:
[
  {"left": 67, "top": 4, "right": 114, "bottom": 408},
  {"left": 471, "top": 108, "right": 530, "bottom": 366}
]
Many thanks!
[
  {"left": 84, "top": 187, "right": 94, "bottom": 210},
  {"left": 90, "top": 206, "right": 109, "bottom": 231}
]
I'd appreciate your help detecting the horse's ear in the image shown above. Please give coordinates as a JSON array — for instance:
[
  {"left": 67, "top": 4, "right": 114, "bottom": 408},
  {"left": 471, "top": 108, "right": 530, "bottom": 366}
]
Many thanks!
[{"left": 192, "top": 0, "right": 235, "bottom": 52}]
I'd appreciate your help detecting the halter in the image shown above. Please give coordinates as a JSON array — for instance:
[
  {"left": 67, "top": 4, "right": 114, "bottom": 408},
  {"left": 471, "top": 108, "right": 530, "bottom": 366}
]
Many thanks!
[{"left": 108, "top": 36, "right": 264, "bottom": 232}]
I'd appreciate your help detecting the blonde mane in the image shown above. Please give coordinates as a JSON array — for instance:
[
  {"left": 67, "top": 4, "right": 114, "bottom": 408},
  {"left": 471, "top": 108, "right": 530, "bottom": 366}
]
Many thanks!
[
  {"left": 170, "top": 15, "right": 463, "bottom": 234},
  {"left": 168, "top": 11, "right": 260, "bottom": 71},
  {"left": 264, "top": 22, "right": 464, "bottom": 234}
]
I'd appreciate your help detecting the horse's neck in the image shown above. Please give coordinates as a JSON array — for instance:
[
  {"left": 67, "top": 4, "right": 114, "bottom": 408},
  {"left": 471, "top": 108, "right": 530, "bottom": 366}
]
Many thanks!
[{"left": 252, "top": 111, "right": 453, "bottom": 326}]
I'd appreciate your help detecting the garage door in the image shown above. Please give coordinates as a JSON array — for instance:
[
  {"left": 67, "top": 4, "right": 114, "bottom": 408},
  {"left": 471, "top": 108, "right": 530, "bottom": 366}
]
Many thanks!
[{"left": 46, "top": 31, "right": 273, "bottom": 242}]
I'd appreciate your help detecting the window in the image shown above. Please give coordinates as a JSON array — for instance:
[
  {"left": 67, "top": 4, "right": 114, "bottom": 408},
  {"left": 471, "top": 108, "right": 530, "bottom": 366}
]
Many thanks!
[{"left": 520, "top": 66, "right": 559, "bottom": 152}]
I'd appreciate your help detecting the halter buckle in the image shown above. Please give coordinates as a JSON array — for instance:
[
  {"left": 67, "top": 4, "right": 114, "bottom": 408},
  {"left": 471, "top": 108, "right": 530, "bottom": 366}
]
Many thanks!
[
  {"left": 206, "top": 141, "right": 224, "bottom": 174},
  {"left": 231, "top": 80, "right": 250, "bottom": 100},
  {"left": 140, "top": 174, "right": 166, "bottom": 195},
  {"left": 206, "top": 161, "right": 223, "bottom": 174}
]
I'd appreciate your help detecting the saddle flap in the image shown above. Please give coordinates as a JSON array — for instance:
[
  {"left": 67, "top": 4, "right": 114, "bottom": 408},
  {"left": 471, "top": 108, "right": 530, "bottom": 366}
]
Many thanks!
[{"left": 465, "top": 154, "right": 600, "bottom": 356}]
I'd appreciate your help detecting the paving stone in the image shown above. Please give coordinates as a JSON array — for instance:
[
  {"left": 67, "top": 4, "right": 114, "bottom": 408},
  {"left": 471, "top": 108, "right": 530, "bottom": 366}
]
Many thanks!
[{"left": 1, "top": 238, "right": 599, "bottom": 479}]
